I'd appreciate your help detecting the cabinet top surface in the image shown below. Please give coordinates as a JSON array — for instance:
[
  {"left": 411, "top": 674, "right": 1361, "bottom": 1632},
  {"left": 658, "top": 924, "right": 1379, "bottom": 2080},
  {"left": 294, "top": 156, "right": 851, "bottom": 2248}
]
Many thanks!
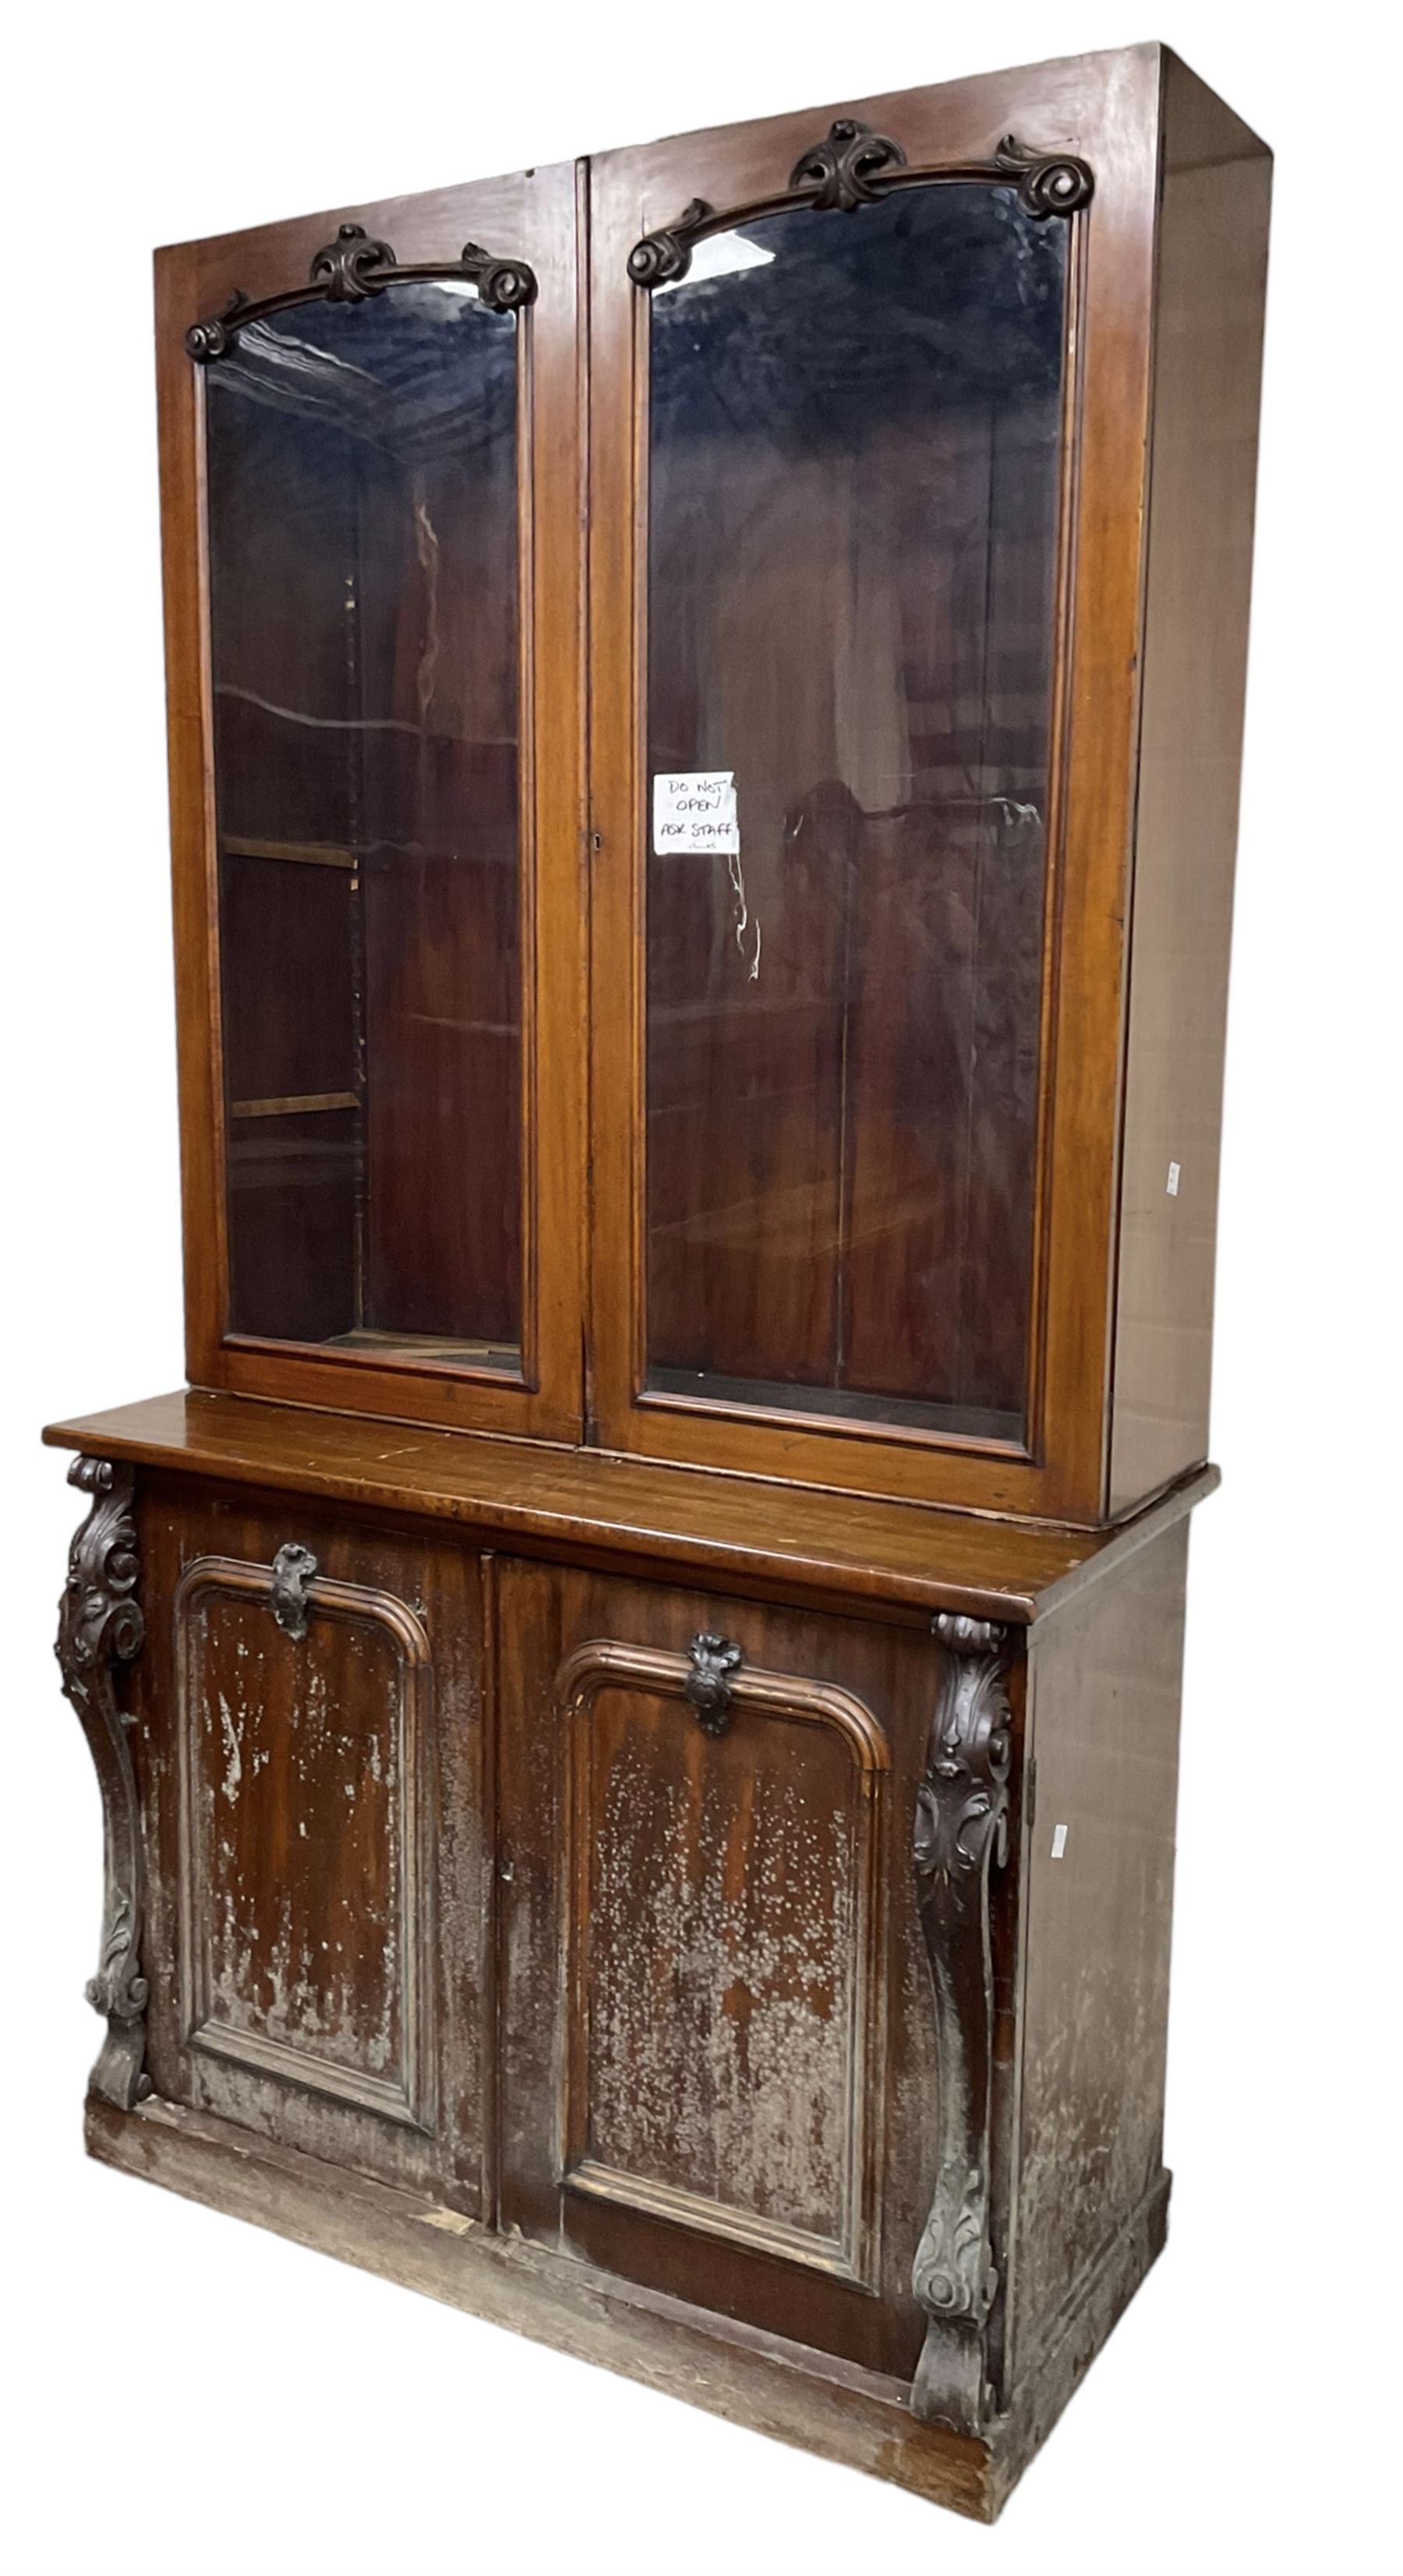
[
  {"left": 43, "top": 1390, "right": 1216, "bottom": 1626},
  {"left": 157, "top": 44, "right": 1267, "bottom": 267}
]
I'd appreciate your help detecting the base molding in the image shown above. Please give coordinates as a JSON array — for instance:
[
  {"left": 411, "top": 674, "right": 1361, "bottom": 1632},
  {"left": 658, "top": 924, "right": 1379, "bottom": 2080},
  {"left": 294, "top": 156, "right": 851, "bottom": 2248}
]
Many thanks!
[{"left": 84, "top": 2094, "right": 1171, "bottom": 2521}]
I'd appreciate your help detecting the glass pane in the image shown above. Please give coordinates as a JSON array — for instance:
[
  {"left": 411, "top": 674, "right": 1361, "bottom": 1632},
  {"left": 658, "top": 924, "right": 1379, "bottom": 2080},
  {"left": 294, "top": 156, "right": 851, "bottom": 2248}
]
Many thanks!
[
  {"left": 206, "top": 281, "right": 521, "bottom": 1366},
  {"left": 645, "top": 186, "right": 1066, "bottom": 1443}
]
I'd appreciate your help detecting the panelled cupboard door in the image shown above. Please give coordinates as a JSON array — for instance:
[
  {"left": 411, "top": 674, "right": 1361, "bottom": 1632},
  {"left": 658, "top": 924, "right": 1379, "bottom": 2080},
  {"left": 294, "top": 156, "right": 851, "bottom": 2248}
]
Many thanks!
[
  {"left": 587, "top": 50, "right": 1164, "bottom": 1520},
  {"left": 157, "top": 162, "right": 586, "bottom": 1437},
  {"left": 495, "top": 1560, "right": 1014, "bottom": 2380},
  {"left": 131, "top": 1479, "right": 491, "bottom": 2210}
]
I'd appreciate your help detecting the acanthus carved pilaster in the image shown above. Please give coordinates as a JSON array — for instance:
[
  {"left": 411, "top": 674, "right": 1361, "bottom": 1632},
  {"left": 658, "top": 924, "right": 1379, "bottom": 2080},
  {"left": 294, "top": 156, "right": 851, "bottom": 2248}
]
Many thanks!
[
  {"left": 910, "top": 1612, "right": 1013, "bottom": 2434},
  {"left": 55, "top": 1456, "right": 150, "bottom": 2109}
]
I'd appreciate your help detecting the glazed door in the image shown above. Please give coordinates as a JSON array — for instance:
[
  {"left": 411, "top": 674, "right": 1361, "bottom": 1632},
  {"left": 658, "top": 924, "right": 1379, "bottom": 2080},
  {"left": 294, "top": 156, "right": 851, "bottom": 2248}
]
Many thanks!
[
  {"left": 158, "top": 164, "right": 585, "bottom": 1437},
  {"left": 588, "top": 57, "right": 1162, "bottom": 1518},
  {"left": 133, "top": 1482, "right": 491, "bottom": 2210},
  {"left": 495, "top": 1558, "right": 951, "bottom": 2376}
]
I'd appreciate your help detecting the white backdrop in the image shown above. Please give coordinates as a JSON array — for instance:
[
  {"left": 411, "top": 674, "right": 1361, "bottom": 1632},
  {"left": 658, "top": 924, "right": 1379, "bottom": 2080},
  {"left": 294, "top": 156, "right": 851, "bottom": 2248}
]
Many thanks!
[{"left": 4, "top": 5, "right": 1397, "bottom": 2567}]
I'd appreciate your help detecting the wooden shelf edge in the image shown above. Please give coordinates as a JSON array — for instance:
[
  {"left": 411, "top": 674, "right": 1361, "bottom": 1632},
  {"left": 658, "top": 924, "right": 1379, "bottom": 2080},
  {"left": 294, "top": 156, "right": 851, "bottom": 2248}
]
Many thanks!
[{"left": 41, "top": 1387, "right": 1217, "bottom": 1626}]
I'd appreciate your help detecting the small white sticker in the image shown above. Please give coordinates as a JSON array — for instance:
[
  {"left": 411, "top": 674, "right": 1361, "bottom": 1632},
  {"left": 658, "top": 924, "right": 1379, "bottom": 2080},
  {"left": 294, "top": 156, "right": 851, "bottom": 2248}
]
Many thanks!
[
  {"left": 1051, "top": 1824, "right": 1069, "bottom": 1860},
  {"left": 1165, "top": 1161, "right": 1181, "bottom": 1197},
  {"left": 653, "top": 770, "right": 740, "bottom": 857}
]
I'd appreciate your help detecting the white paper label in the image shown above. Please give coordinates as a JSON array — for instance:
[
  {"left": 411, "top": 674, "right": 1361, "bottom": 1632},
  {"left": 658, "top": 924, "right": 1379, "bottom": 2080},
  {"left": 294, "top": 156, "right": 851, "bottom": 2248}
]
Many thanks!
[
  {"left": 1051, "top": 1824, "right": 1069, "bottom": 1860},
  {"left": 1166, "top": 1161, "right": 1181, "bottom": 1196},
  {"left": 653, "top": 770, "right": 739, "bottom": 857}
]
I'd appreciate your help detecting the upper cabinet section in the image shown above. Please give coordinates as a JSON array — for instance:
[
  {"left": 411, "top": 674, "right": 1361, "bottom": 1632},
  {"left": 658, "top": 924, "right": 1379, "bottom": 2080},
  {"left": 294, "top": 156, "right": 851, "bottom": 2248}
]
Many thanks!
[
  {"left": 588, "top": 48, "right": 1269, "bottom": 1521},
  {"left": 157, "top": 166, "right": 585, "bottom": 1440},
  {"left": 156, "top": 48, "right": 1270, "bottom": 1519}
]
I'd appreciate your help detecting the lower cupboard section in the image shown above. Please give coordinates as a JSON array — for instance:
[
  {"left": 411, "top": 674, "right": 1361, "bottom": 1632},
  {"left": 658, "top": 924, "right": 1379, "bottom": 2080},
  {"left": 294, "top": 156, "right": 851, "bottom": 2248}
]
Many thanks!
[
  {"left": 64, "top": 1461, "right": 1186, "bottom": 2495},
  {"left": 125, "top": 1488, "right": 987, "bottom": 2380}
]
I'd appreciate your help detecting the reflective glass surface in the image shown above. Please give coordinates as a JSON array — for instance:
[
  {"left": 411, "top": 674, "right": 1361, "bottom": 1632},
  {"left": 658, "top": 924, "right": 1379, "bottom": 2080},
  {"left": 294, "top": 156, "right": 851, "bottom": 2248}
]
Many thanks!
[
  {"left": 645, "top": 186, "right": 1067, "bottom": 1441},
  {"left": 206, "top": 282, "right": 521, "bottom": 1365}
]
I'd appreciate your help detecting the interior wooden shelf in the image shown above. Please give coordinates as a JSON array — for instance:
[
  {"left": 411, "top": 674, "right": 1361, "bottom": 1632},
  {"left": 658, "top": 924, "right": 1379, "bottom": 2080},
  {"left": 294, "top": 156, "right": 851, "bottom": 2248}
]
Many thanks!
[
  {"left": 228, "top": 1090, "right": 361, "bottom": 1119},
  {"left": 220, "top": 836, "right": 356, "bottom": 870}
]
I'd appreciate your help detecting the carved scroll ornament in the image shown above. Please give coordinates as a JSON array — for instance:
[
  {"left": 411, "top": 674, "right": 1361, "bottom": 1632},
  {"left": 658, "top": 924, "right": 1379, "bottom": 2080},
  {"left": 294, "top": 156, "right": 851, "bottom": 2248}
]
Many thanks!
[
  {"left": 992, "top": 133, "right": 1096, "bottom": 219},
  {"left": 787, "top": 117, "right": 908, "bottom": 210},
  {"left": 910, "top": 1613, "right": 1013, "bottom": 2434},
  {"left": 55, "top": 1457, "right": 150, "bottom": 2109},
  {"left": 626, "top": 198, "right": 717, "bottom": 289},
  {"left": 187, "top": 221, "right": 538, "bottom": 362},
  {"left": 628, "top": 119, "right": 1093, "bottom": 287}
]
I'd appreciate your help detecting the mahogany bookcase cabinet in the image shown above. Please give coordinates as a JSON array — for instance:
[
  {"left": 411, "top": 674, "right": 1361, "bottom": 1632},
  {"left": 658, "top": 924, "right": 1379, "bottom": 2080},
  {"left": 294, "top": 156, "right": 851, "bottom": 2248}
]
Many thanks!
[{"left": 46, "top": 43, "right": 1270, "bottom": 2521}]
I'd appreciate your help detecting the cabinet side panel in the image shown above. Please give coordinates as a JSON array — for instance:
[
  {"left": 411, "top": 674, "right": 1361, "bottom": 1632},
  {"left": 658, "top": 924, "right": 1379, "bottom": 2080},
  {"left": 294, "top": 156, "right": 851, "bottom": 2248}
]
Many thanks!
[
  {"left": 1009, "top": 1522, "right": 1188, "bottom": 2383},
  {"left": 1109, "top": 65, "right": 1271, "bottom": 1514}
]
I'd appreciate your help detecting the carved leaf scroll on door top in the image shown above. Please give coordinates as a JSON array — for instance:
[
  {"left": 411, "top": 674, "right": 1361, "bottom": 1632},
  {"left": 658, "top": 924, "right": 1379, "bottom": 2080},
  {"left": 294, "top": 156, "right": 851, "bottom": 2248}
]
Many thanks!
[{"left": 554, "top": 1637, "right": 891, "bottom": 2287}]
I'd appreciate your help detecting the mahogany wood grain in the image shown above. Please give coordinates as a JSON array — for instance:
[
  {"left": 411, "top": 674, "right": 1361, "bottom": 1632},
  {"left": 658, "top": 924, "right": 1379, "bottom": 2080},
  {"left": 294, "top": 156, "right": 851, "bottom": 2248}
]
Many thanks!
[
  {"left": 43, "top": 1388, "right": 1216, "bottom": 1623},
  {"left": 1108, "top": 58, "right": 1271, "bottom": 1511}
]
